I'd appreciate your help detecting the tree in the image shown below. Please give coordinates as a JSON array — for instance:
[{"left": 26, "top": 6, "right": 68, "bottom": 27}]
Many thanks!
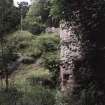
[
  {"left": 0, "top": 0, "right": 20, "bottom": 90},
  {"left": 18, "top": 1, "right": 29, "bottom": 31},
  {"left": 22, "top": 0, "right": 51, "bottom": 34},
  {"left": 28, "top": 0, "right": 50, "bottom": 23}
]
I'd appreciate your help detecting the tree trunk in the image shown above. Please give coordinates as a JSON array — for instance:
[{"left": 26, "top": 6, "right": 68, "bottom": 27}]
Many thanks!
[{"left": 5, "top": 69, "right": 9, "bottom": 91}]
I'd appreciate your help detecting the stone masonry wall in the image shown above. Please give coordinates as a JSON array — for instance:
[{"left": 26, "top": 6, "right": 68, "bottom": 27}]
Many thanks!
[{"left": 60, "top": 22, "right": 81, "bottom": 93}]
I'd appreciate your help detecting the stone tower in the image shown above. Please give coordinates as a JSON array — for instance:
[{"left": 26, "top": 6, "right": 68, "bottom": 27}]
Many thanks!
[{"left": 60, "top": 22, "right": 81, "bottom": 93}]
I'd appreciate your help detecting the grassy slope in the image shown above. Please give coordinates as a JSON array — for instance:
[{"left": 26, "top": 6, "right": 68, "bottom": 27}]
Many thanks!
[
  {"left": 10, "top": 64, "right": 50, "bottom": 86},
  {"left": 7, "top": 31, "right": 59, "bottom": 88},
  {"left": 0, "top": 31, "right": 59, "bottom": 105}
]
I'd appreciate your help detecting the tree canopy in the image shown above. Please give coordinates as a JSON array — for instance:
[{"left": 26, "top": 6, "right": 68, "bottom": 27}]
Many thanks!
[{"left": 0, "top": 0, "right": 20, "bottom": 35}]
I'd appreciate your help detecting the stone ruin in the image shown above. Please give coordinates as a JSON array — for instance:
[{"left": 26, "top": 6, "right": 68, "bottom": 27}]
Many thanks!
[{"left": 59, "top": 22, "right": 82, "bottom": 93}]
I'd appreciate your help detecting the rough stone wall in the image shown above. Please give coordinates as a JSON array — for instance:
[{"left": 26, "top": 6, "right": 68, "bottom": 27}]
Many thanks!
[{"left": 60, "top": 22, "right": 81, "bottom": 93}]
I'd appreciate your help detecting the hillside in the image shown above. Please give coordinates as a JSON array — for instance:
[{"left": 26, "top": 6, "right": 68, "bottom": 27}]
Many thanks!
[{"left": 0, "top": 30, "right": 60, "bottom": 105}]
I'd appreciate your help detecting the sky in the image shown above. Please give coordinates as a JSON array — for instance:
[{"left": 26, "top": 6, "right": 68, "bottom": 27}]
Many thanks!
[{"left": 13, "top": 0, "right": 31, "bottom": 7}]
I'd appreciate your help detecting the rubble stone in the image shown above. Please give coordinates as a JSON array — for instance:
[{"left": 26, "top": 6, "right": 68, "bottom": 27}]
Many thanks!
[{"left": 60, "top": 22, "right": 81, "bottom": 93}]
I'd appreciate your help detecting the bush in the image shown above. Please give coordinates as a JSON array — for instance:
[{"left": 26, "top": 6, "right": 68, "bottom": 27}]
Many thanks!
[
  {"left": 35, "top": 33, "right": 60, "bottom": 52},
  {"left": 7, "top": 31, "right": 33, "bottom": 52},
  {"left": 33, "top": 33, "right": 60, "bottom": 86},
  {"left": 28, "top": 33, "right": 59, "bottom": 59},
  {"left": 21, "top": 87, "right": 55, "bottom": 105},
  {"left": 0, "top": 86, "right": 56, "bottom": 105},
  {"left": 7, "top": 31, "right": 41, "bottom": 58},
  {"left": 21, "top": 56, "right": 35, "bottom": 64},
  {"left": 27, "top": 76, "right": 54, "bottom": 88},
  {"left": 28, "top": 24, "right": 45, "bottom": 35},
  {"left": 7, "top": 32, "right": 59, "bottom": 59},
  {"left": 22, "top": 20, "right": 46, "bottom": 35},
  {"left": 0, "top": 87, "right": 23, "bottom": 105},
  {"left": 42, "top": 51, "right": 60, "bottom": 86}
]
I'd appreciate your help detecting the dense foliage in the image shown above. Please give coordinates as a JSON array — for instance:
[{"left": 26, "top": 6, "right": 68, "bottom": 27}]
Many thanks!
[
  {"left": 0, "top": 0, "right": 21, "bottom": 89},
  {"left": 0, "top": 0, "right": 20, "bottom": 35},
  {"left": 51, "top": 0, "right": 105, "bottom": 105},
  {"left": 0, "top": 0, "right": 60, "bottom": 105},
  {"left": 22, "top": 0, "right": 51, "bottom": 35},
  {"left": 0, "top": 85, "right": 55, "bottom": 105}
]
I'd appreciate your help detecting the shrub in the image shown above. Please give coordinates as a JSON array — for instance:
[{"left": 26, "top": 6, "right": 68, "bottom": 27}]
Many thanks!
[
  {"left": 28, "top": 23, "right": 45, "bottom": 35},
  {"left": 22, "top": 20, "right": 46, "bottom": 35},
  {"left": 21, "top": 56, "right": 35, "bottom": 64},
  {"left": 29, "top": 33, "right": 59, "bottom": 59},
  {"left": 42, "top": 51, "right": 60, "bottom": 86},
  {"left": 0, "top": 87, "right": 23, "bottom": 105},
  {"left": 7, "top": 31, "right": 41, "bottom": 58},
  {"left": 27, "top": 76, "right": 54, "bottom": 88},
  {"left": 0, "top": 86, "right": 56, "bottom": 105},
  {"left": 7, "top": 31, "right": 33, "bottom": 52},
  {"left": 7, "top": 32, "right": 59, "bottom": 59},
  {"left": 21, "top": 87, "right": 55, "bottom": 105},
  {"left": 36, "top": 33, "right": 60, "bottom": 52}
]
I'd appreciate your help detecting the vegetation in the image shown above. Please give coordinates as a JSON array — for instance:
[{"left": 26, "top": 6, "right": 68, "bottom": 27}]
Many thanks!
[
  {"left": 0, "top": 85, "right": 56, "bottom": 105},
  {"left": 1, "top": 0, "right": 105, "bottom": 105},
  {"left": 0, "top": 0, "right": 60, "bottom": 104},
  {"left": 0, "top": 32, "right": 59, "bottom": 104},
  {"left": 0, "top": 0, "right": 21, "bottom": 89},
  {"left": 22, "top": 0, "right": 51, "bottom": 34},
  {"left": 51, "top": 0, "right": 105, "bottom": 105}
]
